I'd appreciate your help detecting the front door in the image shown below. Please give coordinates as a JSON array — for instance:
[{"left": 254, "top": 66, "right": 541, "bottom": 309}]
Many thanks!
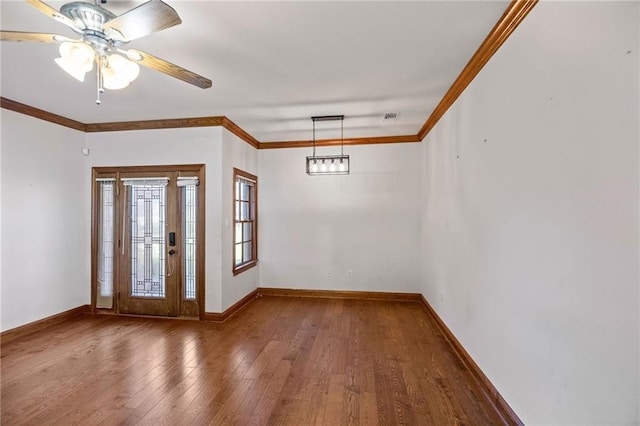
[
  {"left": 118, "top": 172, "right": 179, "bottom": 316},
  {"left": 92, "top": 165, "right": 204, "bottom": 318}
]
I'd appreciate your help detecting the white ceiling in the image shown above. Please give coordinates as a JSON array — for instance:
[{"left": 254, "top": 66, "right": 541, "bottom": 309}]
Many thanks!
[{"left": 1, "top": 0, "right": 508, "bottom": 142}]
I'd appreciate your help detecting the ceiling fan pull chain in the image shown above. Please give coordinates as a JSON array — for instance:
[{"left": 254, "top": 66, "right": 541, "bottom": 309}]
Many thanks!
[{"left": 96, "top": 56, "right": 105, "bottom": 105}]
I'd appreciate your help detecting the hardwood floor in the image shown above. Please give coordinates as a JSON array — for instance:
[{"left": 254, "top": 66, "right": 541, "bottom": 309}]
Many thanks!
[{"left": 1, "top": 296, "right": 506, "bottom": 425}]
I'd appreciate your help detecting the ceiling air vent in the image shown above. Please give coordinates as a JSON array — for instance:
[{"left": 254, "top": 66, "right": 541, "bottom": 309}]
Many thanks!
[{"left": 382, "top": 112, "right": 399, "bottom": 122}]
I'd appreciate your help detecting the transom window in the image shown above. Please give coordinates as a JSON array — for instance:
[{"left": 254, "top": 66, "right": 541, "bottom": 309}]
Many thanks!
[{"left": 233, "top": 168, "right": 257, "bottom": 275}]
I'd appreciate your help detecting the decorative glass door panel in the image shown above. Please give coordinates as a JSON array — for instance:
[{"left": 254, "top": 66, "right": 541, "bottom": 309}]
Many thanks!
[
  {"left": 130, "top": 185, "right": 166, "bottom": 298},
  {"left": 119, "top": 175, "right": 178, "bottom": 316}
]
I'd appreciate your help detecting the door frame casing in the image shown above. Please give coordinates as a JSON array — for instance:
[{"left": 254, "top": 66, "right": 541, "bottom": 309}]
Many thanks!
[{"left": 91, "top": 164, "right": 206, "bottom": 320}]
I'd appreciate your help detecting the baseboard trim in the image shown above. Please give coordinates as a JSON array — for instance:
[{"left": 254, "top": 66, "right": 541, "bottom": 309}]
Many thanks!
[
  {"left": 258, "top": 287, "right": 423, "bottom": 302},
  {"left": 1, "top": 305, "right": 91, "bottom": 344},
  {"left": 204, "top": 288, "right": 260, "bottom": 322},
  {"left": 420, "top": 295, "right": 523, "bottom": 425}
]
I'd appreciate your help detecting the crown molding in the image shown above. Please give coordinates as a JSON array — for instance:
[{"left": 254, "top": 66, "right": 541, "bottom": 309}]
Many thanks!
[
  {"left": 417, "top": 0, "right": 538, "bottom": 141},
  {"left": 85, "top": 116, "right": 225, "bottom": 132},
  {"left": 0, "top": 98, "right": 418, "bottom": 149},
  {"left": 0, "top": 97, "right": 87, "bottom": 132},
  {"left": 2, "top": 1, "right": 537, "bottom": 149},
  {"left": 260, "top": 134, "right": 420, "bottom": 150},
  {"left": 221, "top": 117, "right": 260, "bottom": 149}
]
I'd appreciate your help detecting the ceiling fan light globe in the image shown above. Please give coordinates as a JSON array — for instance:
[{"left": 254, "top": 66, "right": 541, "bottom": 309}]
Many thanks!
[
  {"left": 103, "top": 77, "right": 129, "bottom": 90},
  {"left": 124, "top": 60, "right": 140, "bottom": 82},
  {"left": 58, "top": 41, "right": 71, "bottom": 57},
  {"left": 102, "top": 66, "right": 130, "bottom": 90},
  {"left": 107, "top": 54, "right": 140, "bottom": 83},
  {"left": 55, "top": 56, "right": 87, "bottom": 82},
  {"left": 59, "top": 42, "right": 94, "bottom": 72}
]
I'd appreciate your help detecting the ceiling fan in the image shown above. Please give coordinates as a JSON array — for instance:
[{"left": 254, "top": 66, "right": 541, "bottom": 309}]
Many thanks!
[{"left": 0, "top": 0, "right": 212, "bottom": 104}]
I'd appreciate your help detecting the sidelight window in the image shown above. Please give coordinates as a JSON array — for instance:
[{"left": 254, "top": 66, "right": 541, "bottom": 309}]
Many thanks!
[
  {"left": 178, "top": 177, "right": 198, "bottom": 300},
  {"left": 96, "top": 178, "right": 115, "bottom": 309}
]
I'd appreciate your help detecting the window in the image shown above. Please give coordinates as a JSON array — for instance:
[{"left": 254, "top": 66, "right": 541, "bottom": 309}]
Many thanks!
[
  {"left": 179, "top": 178, "right": 198, "bottom": 300},
  {"left": 233, "top": 168, "right": 257, "bottom": 275},
  {"left": 96, "top": 178, "right": 115, "bottom": 309}
]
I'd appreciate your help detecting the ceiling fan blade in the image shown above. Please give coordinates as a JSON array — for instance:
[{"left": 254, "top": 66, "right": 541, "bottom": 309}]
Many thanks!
[
  {"left": 103, "top": 0, "right": 182, "bottom": 42},
  {"left": 123, "top": 49, "right": 212, "bottom": 89},
  {"left": 0, "top": 30, "right": 75, "bottom": 43},
  {"left": 25, "top": 0, "right": 81, "bottom": 33}
]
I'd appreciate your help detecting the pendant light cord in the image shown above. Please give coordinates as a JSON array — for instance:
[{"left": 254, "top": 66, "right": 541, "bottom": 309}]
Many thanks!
[
  {"left": 340, "top": 118, "right": 344, "bottom": 157},
  {"left": 312, "top": 119, "right": 317, "bottom": 158}
]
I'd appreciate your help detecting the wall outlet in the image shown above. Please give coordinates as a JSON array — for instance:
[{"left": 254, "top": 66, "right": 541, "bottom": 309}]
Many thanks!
[
  {"left": 440, "top": 291, "right": 444, "bottom": 301},
  {"left": 346, "top": 269, "right": 353, "bottom": 278},
  {"left": 328, "top": 271, "right": 334, "bottom": 279}
]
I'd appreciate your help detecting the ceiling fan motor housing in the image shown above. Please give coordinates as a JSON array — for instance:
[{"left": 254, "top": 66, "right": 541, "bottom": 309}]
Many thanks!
[
  {"left": 60, "top": 2, "right": 115, "bottom": 32},
  {"left": 59, "top": 1, "right": 126, "bottom": 51}
]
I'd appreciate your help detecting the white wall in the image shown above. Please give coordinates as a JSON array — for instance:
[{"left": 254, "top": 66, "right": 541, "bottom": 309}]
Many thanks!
[
  {"left": 259, "top": 143, "right": 422, "bottom": 293},
  {"left": 1, "top": 110, "right": 88, "bottom": 331},
  {"left": 420, "top": 2, "right": 639, "bottom": 424},
  {"left": 220, "top": 129, "right": 259, "bottom": 310},
  {"left": 85, "top": 127, "right": 224, "bottom": 312}
]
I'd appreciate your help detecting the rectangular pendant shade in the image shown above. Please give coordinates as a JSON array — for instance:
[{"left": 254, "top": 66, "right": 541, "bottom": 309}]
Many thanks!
[
  {"left": 306, "top": 155, "right": 350, "bottom": 175},
  {"left": 306, "top": 115, "right": 349, "bottom": 176}
]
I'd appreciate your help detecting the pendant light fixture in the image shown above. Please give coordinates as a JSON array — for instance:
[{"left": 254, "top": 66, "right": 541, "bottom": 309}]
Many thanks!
[{"left": 306, "top": 115, "right": 350, "bottom": 176}]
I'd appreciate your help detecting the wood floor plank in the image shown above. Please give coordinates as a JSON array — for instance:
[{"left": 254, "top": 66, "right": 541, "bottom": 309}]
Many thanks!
[
  {"left": 1, "top": 297, "right": 508, "bottom": 425},
  {"left": 248, "top": 359, "right": 292, "bottom": 424}
]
